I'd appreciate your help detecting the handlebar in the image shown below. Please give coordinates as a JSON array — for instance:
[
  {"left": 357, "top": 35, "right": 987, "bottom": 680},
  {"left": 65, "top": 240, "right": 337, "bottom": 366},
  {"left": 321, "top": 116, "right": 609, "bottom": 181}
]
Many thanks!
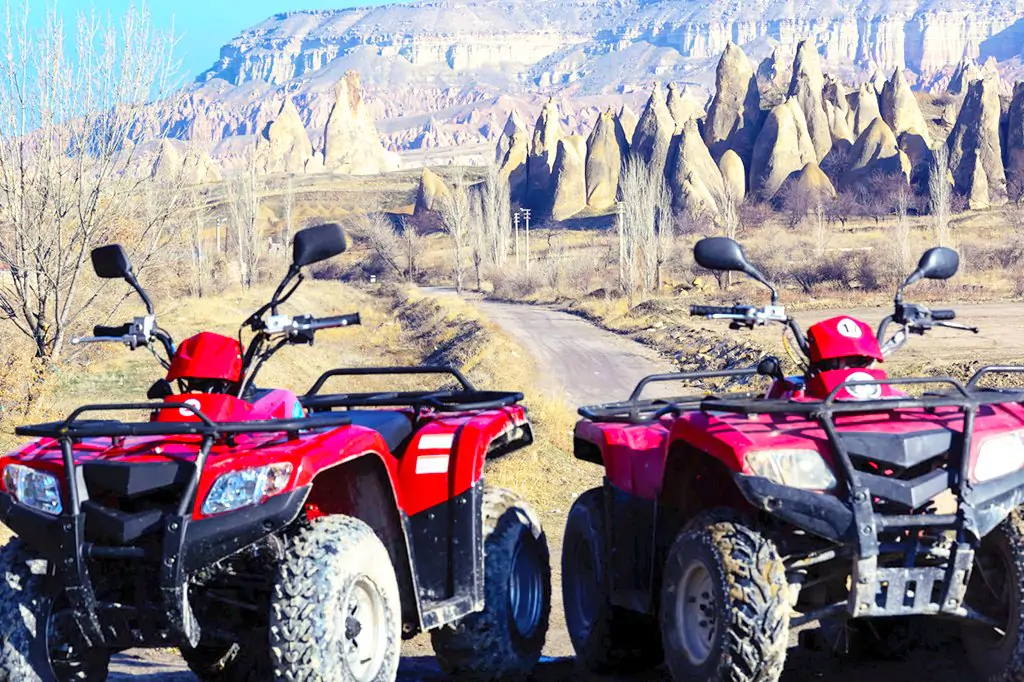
[
  {"left": 932, "top": 309, "right": 956, "bottom": 321},
  {"left": 690, "top": 305, "right": 750, "bottom": 317},
  {"left": 295, "top": 313, "right": 361, "bottom": 332},
  {"left": 94, "top": 324, "right": 132, "bottom": 337}
]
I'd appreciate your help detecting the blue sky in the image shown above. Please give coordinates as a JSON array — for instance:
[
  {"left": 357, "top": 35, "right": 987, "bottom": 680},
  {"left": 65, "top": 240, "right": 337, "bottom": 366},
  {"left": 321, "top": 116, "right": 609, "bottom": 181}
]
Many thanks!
[{"left": 54, "top": 1, "right": 397, "bottom": 81}]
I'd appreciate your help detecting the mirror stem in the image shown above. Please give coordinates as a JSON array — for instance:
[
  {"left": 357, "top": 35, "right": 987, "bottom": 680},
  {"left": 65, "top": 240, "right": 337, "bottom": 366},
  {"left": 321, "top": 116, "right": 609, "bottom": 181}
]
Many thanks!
[
  {"left": 270, "top": 266, "right": 299, "bottom": 315},
  {"left": 126, "top": 275, "right": 154, "bottom": 315}
]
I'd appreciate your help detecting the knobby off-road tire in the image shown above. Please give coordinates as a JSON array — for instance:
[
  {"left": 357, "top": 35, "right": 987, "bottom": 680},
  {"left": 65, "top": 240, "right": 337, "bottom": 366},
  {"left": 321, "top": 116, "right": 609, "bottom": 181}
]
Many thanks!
[
  {"left": 180, "top": 630, "right": 271, "bottom": 682},
  {"left": 660, "top": 515, "right": 790, "bottom": 682},
  {"left": 269, "top": 516, "right": 401, "bottom": 682},
  {"left": 561, "top": 487, "right": 662, "bottom": 674},
  {"left": 0, "top": 540, "right": 109, "bottom": 682},
  {"left": 962, "top": 509, "right": 1024, "bottom": 681},
  {"left": 431, "top": 487, "right": 551, "bottom": 681}
]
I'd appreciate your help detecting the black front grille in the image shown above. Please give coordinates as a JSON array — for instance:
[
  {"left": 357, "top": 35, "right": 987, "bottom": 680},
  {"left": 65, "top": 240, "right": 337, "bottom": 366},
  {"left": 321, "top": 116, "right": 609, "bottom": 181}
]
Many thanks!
[
  {"left": 840, "top": 429, "right": 957, "bottom": 511},
  {"left": 82, "top": 460, "right": 194, "bottom": 545}
]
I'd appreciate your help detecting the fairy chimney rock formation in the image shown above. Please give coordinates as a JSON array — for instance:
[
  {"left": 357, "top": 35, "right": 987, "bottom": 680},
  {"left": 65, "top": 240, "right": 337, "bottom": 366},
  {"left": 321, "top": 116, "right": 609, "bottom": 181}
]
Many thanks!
[
  {"left": 847, "top": 83, "right": 882, "bottom": 137},
  {"left": 586, "top": 109, "right": 629, "bottom": 211},
  {"left": 704, "top": 42, "right": 762, "bottom": 163},
  {"left": 949, "top": 58, "right": 982, "bottom": 96},
  {"left": 947, "top": 77, "right": 1007, "bottom": 209},
  {"left": 669, "top": 119, "right": 727, "bottom": 217},
  {"left": 527, "top": 98, "right": 564, "bottom": 207},
  {"left": 718, "top": 149, "right": 746, "bottom": 202},
  {"left": 1006, "top": 83, "right": 1024, "bottom": 198},
  {"left": 781, "top": 162, "right": 837, "bottom": 203},
  {"left": 667, "top": 83, "right": 705, "bottom": 132},
  {"left": 750, "top": 98, "right": 817, "bottom": 200},
  {"left": 496, "top": 109, "right": 530, "bottom": 202},
  {"left": 631, "top": 83, "right": 675, "bottom": 177},
  {"left": 323, "top": 71, "right": 398, "bottom": 175},
  {"left": 618, "top": 105, "right": 640, "bottom": 144},
  {"left": 842, "top": 117, "right": 908, "bottom": 188},
  {"left": 788, "top": 40, "right": 831, "bottom": 161},
  {"left": 415, "top": 167, "right": 451, "bottom": 213},
  {"left": 550, "top": 136, "right": 587, "bottom": 221},
  {"left": 259, "top": 98, "right": 313, "bottom": 174},
  {"left": 880, "top": 68, "right": 932, "bottom": 146}
]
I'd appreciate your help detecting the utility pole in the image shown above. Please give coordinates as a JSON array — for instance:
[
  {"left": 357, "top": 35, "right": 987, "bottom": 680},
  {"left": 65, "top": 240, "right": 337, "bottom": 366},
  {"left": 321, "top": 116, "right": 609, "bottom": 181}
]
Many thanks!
[
  {"left": 513, "top": 212, "right": 520, "bottom": 267},
  {"left": 523, "top": 208, "right": 532, "bottom": 273}
]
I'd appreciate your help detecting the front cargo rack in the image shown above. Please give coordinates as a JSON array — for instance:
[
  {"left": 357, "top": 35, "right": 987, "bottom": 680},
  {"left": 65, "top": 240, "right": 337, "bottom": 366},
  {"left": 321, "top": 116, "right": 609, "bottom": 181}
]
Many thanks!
[
  {"left": 301, "top": 366, "right": 524, "bottom": 413},
  {"left": 577, "top": 362, "right": 1024, "bottom": 623}
]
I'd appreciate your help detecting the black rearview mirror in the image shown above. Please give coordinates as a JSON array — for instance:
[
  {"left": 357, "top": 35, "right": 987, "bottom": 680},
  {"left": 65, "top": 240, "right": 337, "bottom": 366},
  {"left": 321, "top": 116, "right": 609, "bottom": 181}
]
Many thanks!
[
  {"left": 693, "top": 236, "right": 779, "bottom": 303},
  {"left": 901, "top": 246, "right": 960, "bottom": 291},
  {"left": 293, "top": 223, "right": 347, "bottom": 268},
  {"left": 694, "top": 237, "right": 750, "bottom": 273},
  {"left": 91, "top": 245, "right": 133, "bottom": 280}
]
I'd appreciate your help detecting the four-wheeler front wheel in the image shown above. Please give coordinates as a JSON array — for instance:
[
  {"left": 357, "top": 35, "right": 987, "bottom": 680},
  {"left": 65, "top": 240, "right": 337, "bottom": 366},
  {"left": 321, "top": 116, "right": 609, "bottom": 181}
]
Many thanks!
[
  {"left": 0, "top": 540, "right": 110, "bottom": 682},
  {"left": 269, "top": 515, "right": 401, "bottom": 682},
  {"left": 660, "top": 514, "right": 790, "bottom": 682},
  {"left": 431, "top": 486, "right": 551, "bottom": 681},
  {"left": 561, "top": 487, "right": 662, "bottom": 674},
  {"left": 962, "top": 509, "right": 1024, "bottom": 681}
]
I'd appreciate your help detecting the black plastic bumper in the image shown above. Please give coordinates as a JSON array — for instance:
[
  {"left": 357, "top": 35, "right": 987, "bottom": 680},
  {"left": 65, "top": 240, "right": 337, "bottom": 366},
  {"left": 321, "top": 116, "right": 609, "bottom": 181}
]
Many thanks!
[
  {"left": 0, "top": 486, "right": 310, "bottom": 648},
  {"left": 732, "top": 474, "right": 856, "bottom": 544}
]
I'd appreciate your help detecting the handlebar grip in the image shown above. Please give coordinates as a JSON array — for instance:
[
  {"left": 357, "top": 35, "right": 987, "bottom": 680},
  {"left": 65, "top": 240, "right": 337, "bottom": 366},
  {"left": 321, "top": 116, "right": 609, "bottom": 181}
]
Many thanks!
[
  {"left": 690, "top": 305, "right": 743, "bottom": 317},
  {"left": 93, "top": 324, "right": 132, "bottom": 337},
  {"left": 932, "top": 309, "right": 956, "bottom": 321},
  {"left": 300, "top": 313, "right": 361, "bottom": 331}
]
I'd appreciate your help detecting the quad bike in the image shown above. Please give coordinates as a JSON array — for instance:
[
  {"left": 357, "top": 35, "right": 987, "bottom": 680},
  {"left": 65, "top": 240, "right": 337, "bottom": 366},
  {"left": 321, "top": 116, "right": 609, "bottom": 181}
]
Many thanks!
[
  {"left": 564, "top": 236, "right": 1024, "bottom": 682},
  {"left": 0, "top": 223, "right": 549, "bottom": 682}
]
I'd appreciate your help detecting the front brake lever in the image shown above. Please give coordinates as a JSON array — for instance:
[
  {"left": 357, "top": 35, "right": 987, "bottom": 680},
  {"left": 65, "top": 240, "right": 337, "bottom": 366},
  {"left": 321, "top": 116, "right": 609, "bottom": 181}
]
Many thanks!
[{"left": 936, "top": 321, "right": 979, "bottom": 334}]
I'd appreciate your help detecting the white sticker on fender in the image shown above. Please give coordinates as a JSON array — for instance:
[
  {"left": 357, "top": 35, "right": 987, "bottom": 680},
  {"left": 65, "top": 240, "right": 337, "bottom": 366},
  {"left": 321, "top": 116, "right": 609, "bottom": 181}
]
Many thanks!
[
  {"left": 179, "top": 398, "right": 202, "bottom": 417},
  {"left": 836, "top": 318, "right": 863, "bottom": 338},
  {"left": 418, "top": 434, "right": 454, "bottom": 450},
  {"left": 416, "top": 455, "right": 450, "bottom": 475}
]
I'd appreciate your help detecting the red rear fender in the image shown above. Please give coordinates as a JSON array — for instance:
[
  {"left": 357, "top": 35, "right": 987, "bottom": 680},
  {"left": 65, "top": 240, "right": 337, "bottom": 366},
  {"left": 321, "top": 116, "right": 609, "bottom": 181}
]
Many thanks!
[{"left": 574, "top": 419, "right": 670, "bottom": 500}]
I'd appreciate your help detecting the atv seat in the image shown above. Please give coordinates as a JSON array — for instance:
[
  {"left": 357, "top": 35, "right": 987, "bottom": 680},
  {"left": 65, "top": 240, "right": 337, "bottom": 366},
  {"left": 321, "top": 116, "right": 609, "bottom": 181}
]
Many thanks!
[{"left": 344, "top": 410, "right": 415, "bottom": 454}]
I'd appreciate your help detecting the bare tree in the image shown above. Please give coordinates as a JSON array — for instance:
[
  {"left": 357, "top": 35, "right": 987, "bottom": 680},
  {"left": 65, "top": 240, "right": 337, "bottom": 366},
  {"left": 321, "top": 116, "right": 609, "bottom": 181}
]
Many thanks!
[
  {"left": 479, "top": 166, "right": 511, "bottom": 268},
  {"left": 186, "top": 190, "right": 207, "bottom": 297},
  {"left": 811, "top": 199, "right": 829, "bottom": 258},
  {"left": 617, "top": 158, "right": 671, "bottom": 301},
  {"left": 438, "top": 170, "right": 472, "bottom": 293},
  {"left": 400, "top": 217, "right": 423, "bottom": 281},
  {"left": 929, "top": 144, "right": 952, "bottom": 247},
  {"left": 226, "top": 142, "right": 263, "bottom": 288},
  {"left": 356, "top": 213, "right": 404, "bottom": 280},
  {"left": 282, "top": 175, "right": 296, "bottom": 248},
  {"left": 0, "top": 3, "right": 186, "bottom": 360},
  {"left": 892, "top": 184, "right": 913, "bottom": 272}
]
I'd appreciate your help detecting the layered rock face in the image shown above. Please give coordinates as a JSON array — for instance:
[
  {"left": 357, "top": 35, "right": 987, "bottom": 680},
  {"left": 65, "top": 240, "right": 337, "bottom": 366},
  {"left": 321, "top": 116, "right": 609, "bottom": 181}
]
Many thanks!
[
  {"left": 750, "top": 98, "right": 817, "bottom": 200},
  {"left": 947, "top": 77, "right": 1007, "bottom": 209},
  {"left": 704, "top": 43, "right": 761, "bottom": 164},
  {"left": 323, "top": 71, "right": 398, "bottom": 175}
]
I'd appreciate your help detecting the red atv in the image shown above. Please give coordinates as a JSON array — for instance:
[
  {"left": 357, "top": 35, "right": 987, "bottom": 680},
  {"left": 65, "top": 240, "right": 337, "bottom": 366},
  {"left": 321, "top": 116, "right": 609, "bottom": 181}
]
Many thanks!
[
  {"left": 564, "top": 236, "right": 1024, "bottom": 682},
  {"left": 0, "top": 223, "right": 550, "bottom": 682}
]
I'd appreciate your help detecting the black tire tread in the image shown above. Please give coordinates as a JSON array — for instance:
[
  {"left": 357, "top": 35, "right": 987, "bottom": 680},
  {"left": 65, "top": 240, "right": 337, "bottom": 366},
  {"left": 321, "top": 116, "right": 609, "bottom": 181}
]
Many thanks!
[
  {"left": 431, "top": 486, "right": 552, "bottom": 681},
  {"left": 662, "top": 517, "right": 790, "bottom": 682},
  {"left": 561, "top": 487, "right": 662, "bottom": 674},
  {"left": 269, "top": 515, "right": 401, "bottom": 682},
  {"left": 0, "top": 539, "right": 109, "bottom": 682}
]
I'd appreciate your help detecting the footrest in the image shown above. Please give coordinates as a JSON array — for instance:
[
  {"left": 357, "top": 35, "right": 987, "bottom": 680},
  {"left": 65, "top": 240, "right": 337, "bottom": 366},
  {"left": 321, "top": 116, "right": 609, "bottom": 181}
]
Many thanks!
[{"left": 848, "top": 544, "right": 974, "bottom": 617}]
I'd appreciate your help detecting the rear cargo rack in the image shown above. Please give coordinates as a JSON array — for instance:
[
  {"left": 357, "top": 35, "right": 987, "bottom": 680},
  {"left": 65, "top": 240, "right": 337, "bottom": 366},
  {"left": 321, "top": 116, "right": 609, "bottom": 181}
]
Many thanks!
[
  {"left": 578, "top": 362, "right": 1024, "bottom": 621},
  {"left": 302, "top": 366, "right": 524, "bottom": 413}
]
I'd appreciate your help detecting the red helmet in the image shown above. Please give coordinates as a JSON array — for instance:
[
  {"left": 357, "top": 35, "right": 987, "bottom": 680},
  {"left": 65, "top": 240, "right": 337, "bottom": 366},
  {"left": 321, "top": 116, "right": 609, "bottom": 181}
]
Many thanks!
[
  {"left": 807, "top": 316, "right": 883, "bottom": 364},
  {"left": 167, "top": 332, "right": 244, "bottom": 383}
]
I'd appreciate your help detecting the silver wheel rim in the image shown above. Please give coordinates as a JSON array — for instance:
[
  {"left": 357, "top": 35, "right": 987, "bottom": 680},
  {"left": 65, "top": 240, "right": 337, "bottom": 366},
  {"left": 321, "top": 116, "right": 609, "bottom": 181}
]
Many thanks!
[
  {"left": 675, "top": 560, "right": 718, "bottom": 666},
  {"left": 509, "top": 537, "right": 544, "bottom": 639},
  {"left": 339, "top": 577, "right": 388, "bottom": 682}
]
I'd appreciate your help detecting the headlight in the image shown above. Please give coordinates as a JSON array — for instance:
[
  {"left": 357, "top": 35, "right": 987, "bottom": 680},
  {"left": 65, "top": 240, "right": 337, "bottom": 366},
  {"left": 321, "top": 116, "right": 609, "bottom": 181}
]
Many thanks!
[
  {"left": 2, "top": 464, "right": 63, "bottom": 515},
  {"left": 202, "top": 463, "right": 293, "bottom": 516},
  {"left": 974, "top": 431, "right": 1024, "bottom": 482},
  {"left": 746, "top": 449, "right": 837, "bottom": 491}
]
